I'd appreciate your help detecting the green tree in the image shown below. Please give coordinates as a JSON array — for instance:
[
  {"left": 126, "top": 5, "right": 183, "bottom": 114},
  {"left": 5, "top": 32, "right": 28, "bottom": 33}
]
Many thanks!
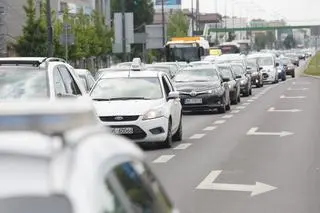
[
  {"left": 227, "top": 32, "right": 236, "bottom": 42},
  {"left": 265, "top": 31, "right": 276, "bottom": 48},
  {"left": 283, "top": 34, "right": 296, "bottom": 49},
  {"left": 15, "top": 0, "right": 48, "bottom": 56},
  {"left": 167, "top": 11, "right": 188, "bottom": 38},
  {"left": 111, "top": 0, "right": 154, "bottom": 32},
  {"left": 254, "top": 33, "right": 267, "bottom": 50}
]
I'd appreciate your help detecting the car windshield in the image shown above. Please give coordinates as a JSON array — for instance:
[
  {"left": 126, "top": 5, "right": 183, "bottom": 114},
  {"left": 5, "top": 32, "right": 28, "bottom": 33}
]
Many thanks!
[
  {"left": 146, "top": 66, "right": 171, "bottom": 76},
  {"left": 0, "top": 67, "right": 48, "bottom": 100},
  {"left": 232, "top": 66, "right": 244, "bottom": 76},
  {"left": 257, "top": 57, "right": 274, "bottom": 66},
  {"left": 218, "top": 67, "right": 233, "bottom": 79},
  {"left": 280, "top": 58, "right": 291, "bottom": 65},
  {"left": 174, "top": 68, "right": 219, "bottom": 82},
  {"left": 90, "top": 77, "right": 163, "bottom": 100},
  {"left": 0, "top": 195, "right": 73, "bottom": 213}
]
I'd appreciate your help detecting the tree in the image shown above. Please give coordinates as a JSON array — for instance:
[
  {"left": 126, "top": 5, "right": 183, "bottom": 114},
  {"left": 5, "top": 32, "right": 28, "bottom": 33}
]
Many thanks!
[
  {"left": 227, "top": 32, "right": 236, "bottom": 42},
  {"left": 283, "top": 34, "right": 296, "bottom": 49},
  {"left": 265, "top": 31, "right": 276, "bottom": 48},
  {"left": 167, "top": 11, "right": 188, "bottom": 38},
  {"left": 15, "top": 0, "right": 48, "bottom": 56},
  {"left": 111, "top": 0, "right": 154, "bottom": 32},
  {"left": 254, "top": 33, "right": 267, "bottom": 50}
]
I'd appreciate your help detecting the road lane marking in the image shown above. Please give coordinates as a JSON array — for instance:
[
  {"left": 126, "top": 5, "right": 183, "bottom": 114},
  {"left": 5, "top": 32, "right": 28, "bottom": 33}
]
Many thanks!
[
  {"left": 251, "top": 97, "right": 259, "bottom": 100},
  {"left": 196, "top": 170, "right": 277, "bottom": 197},
  {"left": 292, "top": 82, "right": 311, "bottom": 85},
  {"left": 222, "top": 114, "right": 234, "bottom": 119},
  {"left": 268, "top": 107, "right": 302, "bottom": 112},
  {"left": 203, "top": 126, "right": 217, "bottom": 131},
  {"left": 231, "top": 110, "right": 240, "bottom": 114},
  {"left": 189, "top": 134, "right": 205, "bottom": 139},
  {"left": 247, "top": 127, "right": 294, "bottom": 137},
  {"left": 174, "top": 143, "right": 192, "bottom": 150},
  {"left": 236, "top": 106, "right": 246, "bottom": 109},
  {"left": 242, "top": 102, "right": 250, "bottom": 106},
  {"left": 214, "top": 120, "right": 226, "bottom": 124},
  {"left": 287, "top": 87, "right": 309, "bottom": 91},
  {"left": 247, "top": 99, "right": 254, "bottom": 102},
  {"left": 153, "top": 155, "right": 175, "bottom": 163},
  {"left": 280, "top": 95, "right": 306, "bottom": 99}
]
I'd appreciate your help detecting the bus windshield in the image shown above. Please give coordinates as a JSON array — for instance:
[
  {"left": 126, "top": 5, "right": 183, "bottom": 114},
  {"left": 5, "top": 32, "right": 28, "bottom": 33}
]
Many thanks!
[{"left": 166, "top": 44, "right": 200, "bottom": 62}]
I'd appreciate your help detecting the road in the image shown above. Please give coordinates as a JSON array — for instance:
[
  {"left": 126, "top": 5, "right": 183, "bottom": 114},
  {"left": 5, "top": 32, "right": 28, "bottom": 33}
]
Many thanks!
[{"left": 146, "top": 61, "right": 320, "bottom": 213}]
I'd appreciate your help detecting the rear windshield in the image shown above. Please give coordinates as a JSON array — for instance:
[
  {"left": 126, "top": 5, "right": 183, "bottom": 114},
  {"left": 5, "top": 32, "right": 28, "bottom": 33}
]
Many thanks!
[
  {"left": 0, "top": 67, "right": 48, "bottom": 100},
  {"left": 0, "top": 195, "right": 73, "bottom": 213}
]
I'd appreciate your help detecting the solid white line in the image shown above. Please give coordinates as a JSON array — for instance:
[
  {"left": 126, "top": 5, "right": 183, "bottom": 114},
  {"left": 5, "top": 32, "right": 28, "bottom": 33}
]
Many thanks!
[
  {"left": 287, "top": 87, "right": 309, "bottom": 91},
  {"left": 153, "top": 155, "right": 175, "bottom": 163},
  {"left": 231, "top": 110, "right": 240, "bottom": 114},
  {"left": 236, "top": 106, "right": 246, "bottom": 109},
  {"left": 174, "top": 143, "right": 192, "bottom": 150},
  {"left": 203, "top": 126, "right": 217, "bottom": 131},
  {"left": 242, "top": 102, "right": 250, "bottom": 106},
  {"left": 189, "top": 134, "right": 206, "bottom": 139},
  {"left": 222, "top": 114, "right": 234, "bottom": 119},
  {"left": 214, "top": 120, "right": 226, "bottom": 124}
]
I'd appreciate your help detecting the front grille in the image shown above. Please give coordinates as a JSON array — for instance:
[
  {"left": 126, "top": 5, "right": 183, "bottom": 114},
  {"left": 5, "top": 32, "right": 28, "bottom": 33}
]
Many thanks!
[
  {"left": 110, "top": 125, "right": 147, "bottom": 140},
  {"left": 100, "top": 115, "right": 139, "bottom": 122}
]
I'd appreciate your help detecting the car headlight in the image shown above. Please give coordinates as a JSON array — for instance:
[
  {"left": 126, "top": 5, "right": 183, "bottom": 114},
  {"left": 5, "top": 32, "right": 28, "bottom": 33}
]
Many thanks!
[
  {"left": 204, "top": 90, "right": 213, "bottom": 94},
  {"left": 240, "top": 79, "right": 247, "bottom": 85},
  {"left": 142, "top": 108, "right": 165, "bottom": 120},
  {"left": 251, "top": 72, "right": 258, "bottom": 76},
  {"left": 277, "top": 69, "right": 282, "bottom": 73},
  {"left": 212, "top": 87, "right": 224, "bottom": 95}
]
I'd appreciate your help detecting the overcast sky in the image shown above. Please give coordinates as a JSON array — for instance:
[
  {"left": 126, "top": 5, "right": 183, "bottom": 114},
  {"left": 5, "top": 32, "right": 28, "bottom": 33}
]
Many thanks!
[{"left": 180, "top": 0, "right": 320, "bottom": 24}]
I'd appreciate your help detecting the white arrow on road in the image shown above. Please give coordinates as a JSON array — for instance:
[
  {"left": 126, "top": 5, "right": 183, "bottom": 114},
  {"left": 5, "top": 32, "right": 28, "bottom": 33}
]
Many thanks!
[
  {"left": 287, "top": 87, "right": 309, "bottom": 91},
  {"left": 280, "top": 95, "right": 306, "bottom": 99},
  {"left": 268, "top": 107, "right": 302, "bottom": 112},
  {"left": 196, "top": 170, "right": 277, "bottom": 197},
  {"left": 247, "top": 127, "right": 294, "bottom": 137}
]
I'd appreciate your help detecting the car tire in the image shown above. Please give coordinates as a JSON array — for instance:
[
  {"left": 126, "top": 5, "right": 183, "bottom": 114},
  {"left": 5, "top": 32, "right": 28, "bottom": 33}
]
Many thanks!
[
  {"left": 292, "top": 72, "right": 295, "bottom": 78},
  {"left": 218, "top": 104, "right": 226, "bottom": 113},
  {"left": 226, "top": 98, "right": 231, "bottom": 111},
  {"left": 282, "top": 74, "right": 286, "bottom": 81},
  {"left": 172, "top": 116, "right": 182, "bottom": 142},
  {"left": 163, "top": 120, "right": 173, "bottom": 148},
  {"left": 237, "top": 95, "right": 241, "bottom": 103},
  {"left": 249, "top": 87, "right": 252, "bottom": 95}
]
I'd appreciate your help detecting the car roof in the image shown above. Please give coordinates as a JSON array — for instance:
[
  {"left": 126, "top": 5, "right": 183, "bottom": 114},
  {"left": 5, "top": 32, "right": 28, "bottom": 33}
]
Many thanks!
[
  {"left": 248, "top": 53, "right": 275, "bottom": 58},
  {"left": 100, "top": 70, "right": 161, "bottom": 79}
]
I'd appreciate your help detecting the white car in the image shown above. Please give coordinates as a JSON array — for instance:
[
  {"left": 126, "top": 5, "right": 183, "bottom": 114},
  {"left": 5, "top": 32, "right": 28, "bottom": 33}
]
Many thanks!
[
  {"left": 247, "top": 53, "right": 279, "bottom": 83},
  {"left": 0, "top": 57, "right": 87, "bottom": 100},
  {"left": 90, "top": 70, "right": 183, "bottom": 147},
  {"left": 73, "top": 69, "right": 96, "bottom": 92},
  {"left": 0, "top": 100, "right": 179, "bottom": 213}
]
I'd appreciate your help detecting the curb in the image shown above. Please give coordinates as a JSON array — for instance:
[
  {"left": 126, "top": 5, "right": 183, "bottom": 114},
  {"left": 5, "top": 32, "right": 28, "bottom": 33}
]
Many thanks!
[{"left": 300, "top": 73, "right": 320, "bottom": 79}]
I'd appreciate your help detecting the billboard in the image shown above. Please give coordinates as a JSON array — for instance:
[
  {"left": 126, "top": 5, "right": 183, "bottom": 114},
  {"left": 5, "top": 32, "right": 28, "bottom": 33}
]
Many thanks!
[{"left": 154, "top": 0, "right": 181, "bottom": 9}]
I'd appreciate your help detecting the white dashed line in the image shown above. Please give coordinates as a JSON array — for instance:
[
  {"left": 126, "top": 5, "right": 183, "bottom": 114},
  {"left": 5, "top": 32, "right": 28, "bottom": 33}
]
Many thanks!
[
  {"left": 203, "top": 126, "right": 217, "bottom": 131},
  {"left": 247, "top": 99, "right": 254, "bottom": 102},
  {"left": 222, "top": 114, "right": 234, "bottom": 119},
  {"left": 292, "top": 82, "right": 310, "bottom": 85},
  {"left": 174, "top": 143, "right": 192, "bottom": 150},
  {"left": 236, "top": 106, "right": 246, "bottom": 109},
  {"left": 251, "top": 97, "right": 259, "bottom": 100},
  {"left": 153, "top": 155, "right": 175, "bottom": 163},
  {"left": 189, "top": 134, "right": 206, "bottom": 139},
  {"left": 231, "top": 110, "right": 240, "bottom": 114},
  {"left": 242, "top": 102, "right": 250, "bottom": 106},
  {"left": 214, "top": 120, "right": 226, "bottom": 124}
]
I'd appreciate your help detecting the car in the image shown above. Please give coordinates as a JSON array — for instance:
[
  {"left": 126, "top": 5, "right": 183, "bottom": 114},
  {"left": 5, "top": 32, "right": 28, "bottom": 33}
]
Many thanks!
[
  {"left": 284, "top": 53, "right": 300, "bottom": 66},
  {"left": 247, "top": 53, "right": 279, "bottom": 84},
  {"left": 230, "top": 63, "right": 252, "bottom": 96},
  {"left": 246, "top": 57, "right": 264, "bottom": 87},
  {"left": 217, "top": 64, "right": 241, "bottom": 105},
  {"left": 95, "top": 67, "right": 131, "bottom": 79},
  {"left": 145, "top": 64, "right": 177, "bottom": 79},
  {"left": 74, "top": 69, "right": 96, "bottom": 92},
  {"left": 189, "top": 61, "right": 213, "bottom": 67},
  {"left": 0, "top": 57, "right": 87, "bottom": 100},
  {"left": 275, "top": 58, "right": 287, "bottom": 81},
  {"left": 278, "top": 56, "right": 295, "bottom": 78},
  {"left": 90, "top": 69, "right": 182, "bottom": 148},
  {"left": 215, "top": 53, "right": 247, "bottom": 69},
  {"left": 174, "top": 65, "right": 231, "bottom": 113},
  {"left": 0, "top": 100, "right": 178, "bottom": 213}
]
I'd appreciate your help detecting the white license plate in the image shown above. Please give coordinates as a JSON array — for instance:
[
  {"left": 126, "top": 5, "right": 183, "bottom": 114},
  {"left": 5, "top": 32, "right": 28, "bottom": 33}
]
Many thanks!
[
  {"left": 112, "top": 127, "right": 133, "bottom": 135},
  {"left": 185, "top": 98, "right": 202, "bottom": 104}
]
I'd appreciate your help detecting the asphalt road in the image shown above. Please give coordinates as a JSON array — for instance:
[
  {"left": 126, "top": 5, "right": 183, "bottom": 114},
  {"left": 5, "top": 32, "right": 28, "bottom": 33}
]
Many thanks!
[{"left": 145, "top": 60, "right": 320, "bottom": 213}]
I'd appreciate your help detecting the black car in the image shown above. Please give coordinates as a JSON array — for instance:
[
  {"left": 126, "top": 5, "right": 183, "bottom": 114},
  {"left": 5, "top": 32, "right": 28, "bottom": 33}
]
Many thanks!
[
  {"left": 217, "top": 64, "right": 241, "bottom": 105},
  {"left": 246, "top": 58, "right": 263, "bottom": 87},
  {"left": 174, "top": 66, "right": 231, "bottom": 113},
  {"left": 230, "top": 63, "right": 252, "bottom": 96},
  {"left": 278, "top": 57, "right": 295, "bottom": 78}
]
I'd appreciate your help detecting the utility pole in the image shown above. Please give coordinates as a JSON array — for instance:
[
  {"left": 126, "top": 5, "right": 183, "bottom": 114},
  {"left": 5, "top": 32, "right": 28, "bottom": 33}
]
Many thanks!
[
  {"left": 191, "top": 0, "right": 194, "bottom": 36},
  {"left": 46, "top": 0, "right": 53, "bottom": 57},
  {"left": 161, "top": 0, "right": 165, "bottom": 46},
  {"left": 0, "top": 4, "right": 6, "bottom": 57},
  {"left": 121, "top": 0, "right": 126, "bottom": 62}
]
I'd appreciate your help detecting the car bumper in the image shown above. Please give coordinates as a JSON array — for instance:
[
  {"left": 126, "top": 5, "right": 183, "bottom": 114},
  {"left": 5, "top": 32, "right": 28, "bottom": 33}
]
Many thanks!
[
  {"left": 180, "top": 93, "right": 225, "bottom": 111},
  {"left": 286, "top": 68, "right": 294, "bottom": 75},
  {"left": 101, "top": 116, "right": 169, "bottom": 143},
  {"left": 240, "top": 84, "right": 248, "bottom": 93}
]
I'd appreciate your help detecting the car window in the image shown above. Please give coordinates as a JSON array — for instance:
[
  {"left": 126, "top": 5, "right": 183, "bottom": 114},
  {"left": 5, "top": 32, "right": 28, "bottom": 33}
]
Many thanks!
[
  {"left": 231, "top": 65, "right": 244, "bottom": 76},
  {"left": 218, "top": 67, "right": 233, "bottom": 79},
  {"left": 113, "top": 162, "right": 173, "bottom": 213},
  {"left": 162, "top": 76, "right": 171, "bottom": 97},
  {"left": 87, "top": 74, "right": 95, "bottom": 90},
  {"left": 164, "top": 75, "right": 174, "bottom": 91},
  {"left": 58, "top": 66, "right": 81, "bottom": 95},
  {"left": 79, "top": 75, "right": 88, "bottom": 91},
  {"left": 53, "top": 68, "right": 67, "bottom": 96}
]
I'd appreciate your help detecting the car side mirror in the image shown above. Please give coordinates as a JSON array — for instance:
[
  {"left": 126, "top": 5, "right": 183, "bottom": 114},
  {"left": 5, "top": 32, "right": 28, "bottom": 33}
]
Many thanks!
[
  {"left": 275, "top": 62, "right": 279, "bottom": 67},
  {"left": 167, "top": 91, "right": 180, "bottom": 100},
  {"left": 246, "top": 66, "right": 252, "bottom": 71},
  {"left": 246, "top": 71, "right": 252, "bottom": 75},
  {"left": 222, "top": 77, "right": 230, "bottom": 82},
  {"left": 259, "top": 67, "right": 263, "bottom": 71},
  {"left": 236, "top": 75, "right": 242, "bottom": 79}
]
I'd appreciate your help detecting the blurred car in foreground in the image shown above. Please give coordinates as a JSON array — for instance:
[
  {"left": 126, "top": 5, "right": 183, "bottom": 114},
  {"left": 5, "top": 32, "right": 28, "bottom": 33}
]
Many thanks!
[
  {"left": 0, "top": 57, "right": 86, "bottom": 100},
  {"left": 0, "top": 100, "right": 178, "bottom": 213},
  {"left": 174, "top": 66, "right": 230, "bottom": 113},
  {"left": 90, "top": 70, "right": 182, "bottom": 148},
  {"left": 74, "top": 69, "right": 96, "bottom": 92}
]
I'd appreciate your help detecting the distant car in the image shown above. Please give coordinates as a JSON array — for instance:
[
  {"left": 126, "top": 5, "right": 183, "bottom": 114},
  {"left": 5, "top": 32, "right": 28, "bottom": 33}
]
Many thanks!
[
  {"left": 285, "top": 53, "right": 300, "bottom": 66},
  {"left": 215, "top": 53, "right": 247, "bottom": 69},
  {"left": 275, "top": 59, "right": 287, "bottom": 81},
  {"left": 278, "top": 56, "right": 295, "bottom": 78},
  {"left": 145, "top": 64, "right": 177, "bottom": 79},
  {"left": 74, "top": 69, "right": 96, "bottom": 92},
  {"left": 90, "top": 70, "right": 182, "bottom": 148},
  {"left": 246, "top": 58, "right": 264, "bottom": 87},
  {"left": 174, "top": 65, "right": 231, "bottom": 113},
  {"left": 189, "top": 61, "right": 213, "bottom": 67},
  {"left": 217, "top": 64, "right": 241, "bottom": 105},
  {"left": 230, "top": 63, "right": 252, "bottom": 96}
]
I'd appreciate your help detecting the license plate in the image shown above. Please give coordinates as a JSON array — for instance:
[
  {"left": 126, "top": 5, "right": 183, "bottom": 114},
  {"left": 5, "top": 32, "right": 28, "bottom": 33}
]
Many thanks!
[
  {"left": 112, "top": 127, "right": 133, "bottom": 135},
  {"left": 185, "top": 98, "right": 202, "bottom": 104}
]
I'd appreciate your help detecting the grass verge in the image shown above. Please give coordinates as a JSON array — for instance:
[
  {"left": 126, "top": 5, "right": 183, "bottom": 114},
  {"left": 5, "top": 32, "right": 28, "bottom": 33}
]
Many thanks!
[{"left": 304, "top": 52, "right": 320, "bottom": 76}]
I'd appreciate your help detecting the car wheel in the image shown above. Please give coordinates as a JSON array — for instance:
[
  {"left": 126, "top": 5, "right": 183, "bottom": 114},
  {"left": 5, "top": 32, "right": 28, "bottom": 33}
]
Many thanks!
[
  {"left": 237, "top": 95, "right": 241, "bottom": 103},
  {"left": 292, "top": 72, "right": 295, "bottom": 78},
  {"left": 249, "top": 87, "right": 252, "bottom": 95},
  {"left": 226, "top": 98, "right": 231, "bottom": 111},
  {"left": 231, "top": 94, "right": 238, "bottom": 105},
  {"left": 172, "top": 116, "right": 182, "bottom": 141},
  {"left": 218, "top": 104, "right": 226, "bottom": 113},
  {"left": 163, "top": 120, "right": 173, "bottom": 148},
  {"left": 282, "top": 74, "right": 286, "bottom": 81}
]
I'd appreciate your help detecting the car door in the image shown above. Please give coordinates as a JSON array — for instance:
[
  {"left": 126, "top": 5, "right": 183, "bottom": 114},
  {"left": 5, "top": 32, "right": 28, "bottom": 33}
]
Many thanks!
[{"left": 164, "top": 75, "right": 181, "bottom": 131}]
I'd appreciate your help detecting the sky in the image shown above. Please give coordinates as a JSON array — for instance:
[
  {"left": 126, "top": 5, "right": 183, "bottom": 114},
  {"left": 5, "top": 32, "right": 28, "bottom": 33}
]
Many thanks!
[{"left": 179, "top": 0, "right": 320, "bottom": 25}]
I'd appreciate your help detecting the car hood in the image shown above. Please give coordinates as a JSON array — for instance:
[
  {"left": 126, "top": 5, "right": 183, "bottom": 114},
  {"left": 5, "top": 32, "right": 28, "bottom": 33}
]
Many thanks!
[
  {"left": 175, "top": 81, "right": 220, "bottom": 92},
  {"left": 261, "top": 66, "right": 275, "bottom": 72},
  {"left": 93, "top": 99, "right": 164, "bottom": 116}
]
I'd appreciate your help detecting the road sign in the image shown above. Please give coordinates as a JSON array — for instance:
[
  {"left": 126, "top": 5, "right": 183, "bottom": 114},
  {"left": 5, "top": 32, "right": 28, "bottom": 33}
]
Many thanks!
[
  {"left": 59, "top": 34, "right": 74, "bottom": 46},
  {"left": 146, "top": 24, "right": 167, "bottom": 49},
  {"left": 196, "top": 170, "right": 277, "bottom": 197},
  {"left": 268, "top": 107, "right": 302, "bottom": 112},
  {"left": 246, "top": 127, "right": 294, "bottom": 137},
  {"left": 113, "top": 12, "right": 134, "bottom": 54}
]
